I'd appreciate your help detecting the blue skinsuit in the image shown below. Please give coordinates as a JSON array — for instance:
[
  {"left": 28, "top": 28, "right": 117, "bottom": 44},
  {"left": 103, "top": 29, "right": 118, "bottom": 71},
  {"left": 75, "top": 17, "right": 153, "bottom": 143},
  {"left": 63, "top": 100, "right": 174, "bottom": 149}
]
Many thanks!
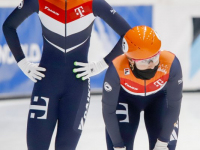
[
  {"left": 102, "top": 51, "right": 183, "bottom": 150},
  {"left": 3, "top": 0, "right": 131, "bottom": 149}
]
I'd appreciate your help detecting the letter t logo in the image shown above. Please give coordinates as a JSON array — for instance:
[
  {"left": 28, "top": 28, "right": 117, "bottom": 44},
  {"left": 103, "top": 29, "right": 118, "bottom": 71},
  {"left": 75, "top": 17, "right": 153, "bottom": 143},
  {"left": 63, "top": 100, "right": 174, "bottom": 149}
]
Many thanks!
[{"left": 74, "top": 6, "right": 85, "bottom": 18}]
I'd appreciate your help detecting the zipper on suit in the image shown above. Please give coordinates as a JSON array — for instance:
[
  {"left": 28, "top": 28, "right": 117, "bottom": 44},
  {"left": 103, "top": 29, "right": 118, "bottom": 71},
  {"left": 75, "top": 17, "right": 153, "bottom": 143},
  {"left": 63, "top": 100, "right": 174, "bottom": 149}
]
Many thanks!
[
  {"left": 65, "top": 0, "right": 67, "bottom": 63},
  {"left": 144, "top": 80, "right": 146, "bottom": 96}
]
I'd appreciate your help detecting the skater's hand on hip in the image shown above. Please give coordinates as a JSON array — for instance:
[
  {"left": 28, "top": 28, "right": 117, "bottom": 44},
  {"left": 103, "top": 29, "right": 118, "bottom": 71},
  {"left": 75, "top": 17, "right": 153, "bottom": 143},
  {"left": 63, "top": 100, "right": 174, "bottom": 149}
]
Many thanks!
[
  {"left": 114, "top": 147, "right": 126, "bottom": 150},
  {"left": 18, "top": 58, "right": 46, "bottom": 82},
  {"left": 153, "top": 139, "right": 168, "bottom": 150},
  {"left": 73, "top": 59, "right": 108, "bottom": 81}
]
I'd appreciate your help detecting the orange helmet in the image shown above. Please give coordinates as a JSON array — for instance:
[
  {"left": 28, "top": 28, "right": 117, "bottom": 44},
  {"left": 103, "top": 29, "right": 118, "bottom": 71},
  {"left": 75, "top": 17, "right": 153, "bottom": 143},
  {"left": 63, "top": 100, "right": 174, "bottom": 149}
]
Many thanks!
[{"left": 122, "top": 26, "right": 161, "bottom": 60}]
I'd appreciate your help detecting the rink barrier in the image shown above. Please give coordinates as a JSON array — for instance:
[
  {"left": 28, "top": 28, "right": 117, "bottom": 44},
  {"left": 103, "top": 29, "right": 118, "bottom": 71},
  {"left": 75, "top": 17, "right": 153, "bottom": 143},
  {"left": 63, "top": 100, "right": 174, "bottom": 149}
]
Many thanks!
[{"left": 0, "top": 89, "right": 200, "bottom": 100}]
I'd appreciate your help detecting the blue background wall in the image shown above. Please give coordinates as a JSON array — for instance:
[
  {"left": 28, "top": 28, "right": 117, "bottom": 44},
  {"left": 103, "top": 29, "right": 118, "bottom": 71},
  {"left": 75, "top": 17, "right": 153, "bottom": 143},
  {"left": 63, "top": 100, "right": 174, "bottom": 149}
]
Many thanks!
[{"left": 0, "top": 6, "right": 152, "bottom": 97}]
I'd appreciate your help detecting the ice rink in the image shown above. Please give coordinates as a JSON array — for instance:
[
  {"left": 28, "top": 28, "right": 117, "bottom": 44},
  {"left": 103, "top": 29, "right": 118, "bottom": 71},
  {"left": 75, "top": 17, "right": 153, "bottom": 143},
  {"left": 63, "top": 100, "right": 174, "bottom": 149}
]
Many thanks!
[{"left": 0, "top": 93, "right": 200, "bottom": 150}]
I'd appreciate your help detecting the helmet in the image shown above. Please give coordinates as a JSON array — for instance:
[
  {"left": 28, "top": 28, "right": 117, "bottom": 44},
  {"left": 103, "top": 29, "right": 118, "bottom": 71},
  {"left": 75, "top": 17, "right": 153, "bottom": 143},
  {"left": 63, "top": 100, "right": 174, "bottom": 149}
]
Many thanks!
[{"left": 122, "top": 26, "right": 161, "bottom": 60}]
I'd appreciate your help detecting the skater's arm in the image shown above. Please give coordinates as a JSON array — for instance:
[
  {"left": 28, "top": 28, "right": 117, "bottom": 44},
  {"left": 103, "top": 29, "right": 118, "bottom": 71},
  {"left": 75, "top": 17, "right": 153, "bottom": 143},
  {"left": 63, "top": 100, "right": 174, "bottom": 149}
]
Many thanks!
[
  {"left": 3, "top": 0, "right": 39, "bottom": 62},
  {"left": 93, "top": 0, "right": 131, "bottom": 65},
  {"left": 73, "top": 0, "right": 132, "bottom": 80},
  {"left": 3, "top": 0, "right": 45, "bottom": 83},
  {"left": 102, "top": 63, "right": 124, "bottom": 147},
  {"left": 103, "top": 37, "right": 124, "bottom": 65},
  {"left": 93, "top": 0, "right": 131, "bottom": 37},
  {"left": 158, "top": 56, "right": 183, "bottom": 142}
]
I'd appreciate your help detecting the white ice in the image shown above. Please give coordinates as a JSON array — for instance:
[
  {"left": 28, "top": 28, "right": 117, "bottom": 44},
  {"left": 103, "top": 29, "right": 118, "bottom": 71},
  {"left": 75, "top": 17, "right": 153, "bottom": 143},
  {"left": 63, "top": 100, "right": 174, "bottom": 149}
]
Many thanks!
[{"left": 0, "top": 93, "right": 200, "bottom": 150}]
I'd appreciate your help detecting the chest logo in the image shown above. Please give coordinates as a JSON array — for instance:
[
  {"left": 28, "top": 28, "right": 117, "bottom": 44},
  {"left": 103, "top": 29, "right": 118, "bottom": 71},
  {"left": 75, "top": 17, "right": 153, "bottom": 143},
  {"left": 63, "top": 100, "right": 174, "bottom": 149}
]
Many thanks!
[
  {"left": 125, "top": 83, "right": 138, "bottom": 90},
  {"left": 124, "top": 68, "right": 130, "bottom": 75},
  {"left": 157, "top": 64, "right": 168, "bottom": 74},
  {"left": 45, "top": 6, "right": 59, "bottom": 16},
  {"left": 154, "top": 79, "right": 164, "bottom": 87},
  {"left": 75, "top": 6, "right": 85, "bottom": 18}
]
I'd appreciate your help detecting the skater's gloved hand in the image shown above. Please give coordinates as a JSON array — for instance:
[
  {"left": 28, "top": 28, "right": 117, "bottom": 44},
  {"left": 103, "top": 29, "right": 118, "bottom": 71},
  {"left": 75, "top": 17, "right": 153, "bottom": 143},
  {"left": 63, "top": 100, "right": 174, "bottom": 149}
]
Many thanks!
[
  {"left": 153, "top": 139, "right": 168, "bottom": 150},
  {"left": 114, "top": 147, "right": 126, "bottom": 150},
  {"left": 73, "top": 59, "right": 108, "bottom": 81},
  {"left": 18, "top": 58, "right": 46, "bottom": 83}
]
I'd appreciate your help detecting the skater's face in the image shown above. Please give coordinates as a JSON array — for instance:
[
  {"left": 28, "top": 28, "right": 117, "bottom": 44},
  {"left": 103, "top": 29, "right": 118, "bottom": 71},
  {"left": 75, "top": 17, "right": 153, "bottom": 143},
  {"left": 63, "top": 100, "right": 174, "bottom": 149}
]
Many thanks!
[{"left": 128, "top": 51, "right": 160, "bottom": 70}]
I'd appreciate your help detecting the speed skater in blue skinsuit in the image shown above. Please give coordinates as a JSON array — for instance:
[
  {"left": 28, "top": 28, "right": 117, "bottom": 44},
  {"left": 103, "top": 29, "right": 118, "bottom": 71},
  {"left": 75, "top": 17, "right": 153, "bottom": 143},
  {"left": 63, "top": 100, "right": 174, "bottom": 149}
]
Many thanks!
[
  {"left": 102, "top": 26, "right": 183, "bottom": 150},
  {"left": 3, "top": 0, "right": 131, "bottom": 149}
]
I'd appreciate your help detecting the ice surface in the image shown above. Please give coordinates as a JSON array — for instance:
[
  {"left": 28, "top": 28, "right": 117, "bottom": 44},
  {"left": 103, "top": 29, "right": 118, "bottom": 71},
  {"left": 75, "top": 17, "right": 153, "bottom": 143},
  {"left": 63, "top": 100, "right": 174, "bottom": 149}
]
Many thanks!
[{"left": 0, "top": 93, "right": 199, "bottom": 150}]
